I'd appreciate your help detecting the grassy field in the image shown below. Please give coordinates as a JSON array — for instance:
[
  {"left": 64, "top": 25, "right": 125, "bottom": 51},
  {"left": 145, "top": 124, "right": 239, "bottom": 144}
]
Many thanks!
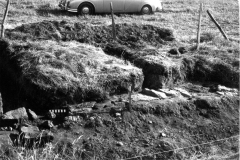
[{"left": 0, "top": 0, "right": 239, "bottom": 39}]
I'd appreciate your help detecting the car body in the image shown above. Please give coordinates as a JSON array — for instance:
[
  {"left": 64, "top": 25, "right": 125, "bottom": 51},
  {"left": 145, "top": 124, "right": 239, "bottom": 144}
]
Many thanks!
[{"left": 59, "top": 0, "right": 162, "bottom": 15}]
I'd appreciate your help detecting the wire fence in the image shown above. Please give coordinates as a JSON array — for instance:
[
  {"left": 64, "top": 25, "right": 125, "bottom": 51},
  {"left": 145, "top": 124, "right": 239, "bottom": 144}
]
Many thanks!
[{"left": 121, "top": 135, "right": 239, "bottom": 160}]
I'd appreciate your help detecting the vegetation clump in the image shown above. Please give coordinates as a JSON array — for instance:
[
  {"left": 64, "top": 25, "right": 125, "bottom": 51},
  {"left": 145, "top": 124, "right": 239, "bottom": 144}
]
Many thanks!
[{"left": 0, "top": 39, "right": 143, "bottom": 111}]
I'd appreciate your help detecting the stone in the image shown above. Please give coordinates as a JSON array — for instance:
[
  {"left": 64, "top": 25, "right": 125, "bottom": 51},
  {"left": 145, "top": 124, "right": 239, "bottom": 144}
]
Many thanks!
[
  {"left": 116, "top": 141, "right": 124, "bottom": 146},
  {"left": 142, "top": 88, "right": 167, "bottom": 99},
  {"left": 161, "top": 133, "right": 167, "bottom": 137},
  {"left": 90, "top": 117, "right": 95, "bottom": 121},
  {"left": 158, "top": 89, "right": 180, "bottom": 97},
  {"left": 217, "top": 85, "right": 237, "bottom": 92},
  {"left": 174, "top": 88, "right": 192, "bottom": 98},
  {"left": 148, "top": 120, "right": 153, "bottom": 124},
  {"left": 151, "top": 90, "right": 167, "bottom": 99},
  {"left": 116, "top": 117, "right": 122, "bottom": 121},
  {"left": 3, "top": 107, "right": 28, "bottom": 119},
  {"left": 216, "top": 91, "right": 225, "bottom": 96},
  {"left": 70, "top": 107, "right": 92, "bottom": 114},
  {"left": 39, "top": 120, "right": 54, "bottom": 129},
  {"left": 21, "top": 126, "right": 39, "bottom": 134},
  {"left": 131, "top": 94, "right": 159, "bottom": 101},
  {"left": 93, "top": 100, "right": 113, "bottom": 110},
  {"left": 225, "top": 92, "right": 234, "bottom": 97},
  {"left": 116, "top": 113, "right": 121, "bottom": 117},
  {"left": 169, "top": 48, "right": 181, "bottom": 55},
  {"left": 178, "top": 47, "right": 187, "bottom": 54},
  {"left": 28, "top": 109, "right": 38, "bottom": 120},
  {"left": 114, "top": 102, "right": 125, "bottom": 108},
  {"left": 74, "top": 101, "right": 96, "bottom": 108},
  {"left": 46, "top": 110, "right": 56, "bottom": 119}
]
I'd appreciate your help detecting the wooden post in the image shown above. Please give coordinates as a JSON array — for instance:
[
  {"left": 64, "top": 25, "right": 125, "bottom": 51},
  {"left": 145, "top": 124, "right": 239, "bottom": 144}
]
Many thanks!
[
  {"left": 1, "top": 0, "right": 10, "bottom": 38},
  {"left": 110, "top": 2, "right": 116, "bottom": 40},
  {"left": 196, "top": 3, "right": 203, "bottom": 50},
  {"left": 207, "top": 10, "right": 229, "bottom": 41}
]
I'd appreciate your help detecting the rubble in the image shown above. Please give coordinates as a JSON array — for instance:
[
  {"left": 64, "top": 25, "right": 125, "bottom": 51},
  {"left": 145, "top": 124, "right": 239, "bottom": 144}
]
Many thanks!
[
  {"left": 39, "top": 120, "right": 54, "bottom": 129},
  {"left": 3, "top": 107, "right": 28, "bottom": 119},
  {"left": 46, "top": 110, "right": 56, "bottom": 119},
  {"left": 116, "top": 141, "right": 124, "bottom": 146},
  {"left": 142, "top": 88, "right": 167, "bottom": 99},
  {"left": 158, "top": 89, "right": 180, "bottom": 97},
  {"left": 174, "top": 88, "right": 192, "bottom": 98},
  {"left": 131, "top": 94, "right": 159, "bottom": 101},
  {"left": 28, "top": 109, "right": 38, "bottom": 120}
]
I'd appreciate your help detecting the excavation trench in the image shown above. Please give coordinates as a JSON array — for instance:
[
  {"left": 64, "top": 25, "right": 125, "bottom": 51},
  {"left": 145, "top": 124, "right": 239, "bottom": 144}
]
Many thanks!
[
  {"left": 0, "top": 20, "right": 239, "bottom": 112},
  {"left": 0, "top": 20, "right": 238, "bottom": 159}
]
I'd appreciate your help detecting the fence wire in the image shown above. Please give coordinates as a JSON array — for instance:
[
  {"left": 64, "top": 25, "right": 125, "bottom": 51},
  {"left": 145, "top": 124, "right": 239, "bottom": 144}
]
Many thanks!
[{"left": 122, "top": 135, "right": 239, "bottom": 160}]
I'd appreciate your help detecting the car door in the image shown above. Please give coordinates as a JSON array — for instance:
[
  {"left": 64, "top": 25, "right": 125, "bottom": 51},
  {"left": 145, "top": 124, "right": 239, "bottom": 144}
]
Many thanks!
[
  {"left": 90, "top": 0, "right": 104, "bottom": 12},
  {"left": 124, "top": 0, "right": 142, "bottom": 12},
  {"left": 103, "top": 0, "right": 125, "bottom": 12}
]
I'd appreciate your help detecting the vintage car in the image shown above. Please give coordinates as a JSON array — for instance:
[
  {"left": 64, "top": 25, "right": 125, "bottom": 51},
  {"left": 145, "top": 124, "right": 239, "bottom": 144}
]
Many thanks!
[{"left": 59, "top": 0, "right": 162, "bottom": 15}]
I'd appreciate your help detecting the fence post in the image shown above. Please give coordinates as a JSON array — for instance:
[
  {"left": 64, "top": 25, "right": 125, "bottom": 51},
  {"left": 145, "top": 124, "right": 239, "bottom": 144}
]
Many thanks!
[
  {"left": 206, "top": 10, "right": 229, "bottom": 41},
  {"left": 1, "top": 0, "right": 10, "bottom": 38},
  {"left": 196, "top": 3, "right": 203, "bottom": 50},
  {"left": 110, "top": 2, "right": 116, "bottom": 40}
]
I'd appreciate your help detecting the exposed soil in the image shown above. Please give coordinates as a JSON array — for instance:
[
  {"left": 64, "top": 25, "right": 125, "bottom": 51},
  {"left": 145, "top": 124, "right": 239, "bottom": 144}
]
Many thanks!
[
  {"left": 52, "top": 91, "right": 239, "bottom": 160},
  {"left": 0, "top": 20, "right": 239, "bottom": 159},
  {"left": 5, "top": 21, "right": 239, "bottom": 90},
  {"left": 6, "top": 20, "right": 175, "bottom": 48}
]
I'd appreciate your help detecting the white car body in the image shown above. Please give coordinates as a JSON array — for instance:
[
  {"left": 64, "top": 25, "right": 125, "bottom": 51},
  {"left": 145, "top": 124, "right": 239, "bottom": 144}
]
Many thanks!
[{"left": 59, "top": 0, "right": 162, "bottom": 14}]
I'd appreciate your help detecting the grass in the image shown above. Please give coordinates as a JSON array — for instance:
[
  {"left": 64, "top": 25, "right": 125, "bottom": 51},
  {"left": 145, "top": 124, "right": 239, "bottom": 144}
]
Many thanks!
[
  {"left": 0, "top": 39, "right": 143, "bottom": 107},
  {"left": 0, "top": 0, "right": 239, "bottom": 39}
]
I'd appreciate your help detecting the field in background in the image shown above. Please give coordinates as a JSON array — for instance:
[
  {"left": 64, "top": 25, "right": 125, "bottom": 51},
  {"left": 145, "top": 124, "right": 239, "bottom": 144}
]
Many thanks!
[{"left": 0, "top": 0, "right": 239, "bottom": 41}]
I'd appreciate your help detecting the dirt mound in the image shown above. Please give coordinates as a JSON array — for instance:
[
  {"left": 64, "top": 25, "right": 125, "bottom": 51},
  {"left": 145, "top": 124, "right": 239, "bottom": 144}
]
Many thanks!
[
  {"left": 0, "top": 39, "right": 143, "bottom": 112},
  {"left": 105, "top": 43, "right": 239, "bottom": 89},
  {"left": 53, "top": 93, "right": 239, "bottom": 160},
  {"left": 6, "top": 20, "right": 175, "bottom": 48}
]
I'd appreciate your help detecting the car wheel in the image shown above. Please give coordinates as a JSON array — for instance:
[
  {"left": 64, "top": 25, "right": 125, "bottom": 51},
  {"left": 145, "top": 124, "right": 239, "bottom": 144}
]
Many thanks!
[
  {"left": 141, "top": 5, "right": 152, "bottom": 15},
  {"left": 78, "top": 3, "right": 94, "bottom": 15}
]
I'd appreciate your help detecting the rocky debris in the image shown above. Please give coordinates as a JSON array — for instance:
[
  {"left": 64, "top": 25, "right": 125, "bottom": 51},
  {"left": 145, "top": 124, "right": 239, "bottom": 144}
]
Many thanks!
[
  {"left": 20, "top": 126, "right": 39, "bottom": 135},
  {"left": 69, "top": 107, "right": 92, "bottom": 115},
  {"left": 116, "top": 141, "right": 124, "bottom": 147},
  {"left": 216, "top": 91, "right": 225, "bottom": 96},
  {"left": 158, "top": 89, "right": 181, "bottom": 97},
  {"left": 11, "top": 130, "right": 54, "bottom": 147},
  {"left": 71, "top": 102, "right": 96, "bottom": 109},
  {"left": 178, "top": 47, "right": 188, "bottom": 54},
  {"left": 168, "top": 48, "right": 181, "bottom": 56},
  {"left": 0, "top": 39, "right": 144, "bottom": 107},
  {"left": 0, "top": 119, "right": 18, "bottom": 130},
  {"left": 39, "top": 120, "right": 54, "bottom": 129},
  {"left": 28, "top": 109, "right": 38, "bottom": 120},
  {"left": 142, "top": 88, "right": 167, "bottom": 99},
  {"left": 46, "top": 110, "right": 56, "bottom": 119},
  {"left": 111, "top": 102, "right": 125, "bottom": 108},
  {"left": 209, "top": 85, "right": 238, "bottom": 96},
  {"left": 148, "top": 120, "right": 153, "bottom": 124},
  {"left": 92, "top": 100, "right": 114, "bottom": 110},
  {"left": 0, "top": 127, "right": 13, "bottom": 131},
  {"left": 3, "top": 107, "right": 28, "bottom": 119},
  {"left": 174, "top": 88, "right": 192, "bottom": 98},
  {"left": 115, "top": 113, "right": 121, "bottom": 117},
  {"left": 131, "top": 94, "right": 159, "bottom": 101},
  {"left": 0, "top": 93, "right": 3, "bottom": 115},
  {"left": 217, "top": 85, "right": 238, "bottom": 93},
  {"left": 65, "top": 116, "right": 80, "bottom": 122}
]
